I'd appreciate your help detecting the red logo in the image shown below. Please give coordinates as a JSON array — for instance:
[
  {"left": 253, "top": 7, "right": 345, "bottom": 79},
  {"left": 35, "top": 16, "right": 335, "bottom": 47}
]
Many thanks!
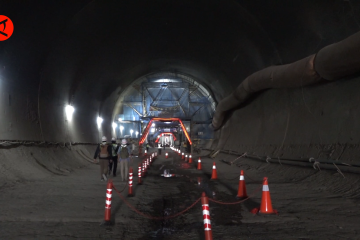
[{"left": 0, "top": 15, "right": 14, "bottom": 41}]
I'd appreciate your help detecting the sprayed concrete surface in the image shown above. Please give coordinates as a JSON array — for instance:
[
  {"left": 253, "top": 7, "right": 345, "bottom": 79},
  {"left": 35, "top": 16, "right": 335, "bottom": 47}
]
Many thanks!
[{"left": 1, "top": 146, "right": 360, "bottom": 239}]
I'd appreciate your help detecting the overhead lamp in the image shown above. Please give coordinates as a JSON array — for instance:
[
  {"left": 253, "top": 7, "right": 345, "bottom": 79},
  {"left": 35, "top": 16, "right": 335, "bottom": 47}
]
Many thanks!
[
  {"left": 136, "top": 131, "right": 139, "bottom": 137},
  {"left": 118, "top": 118, "right": 123, "bottom": 122},
  {"left": 130, "top": 129, "right": 134, "bottom": 136},
  {"left": 152, "top": 123, "right": 155, "bottom": 127},
  {"left": 97, "top": 116, "right": 103, "bottom": 129},
  {"left": 112, "top": 122, "right": 117, "bottom": 129},
  {"left": 65, "top": 105, "right": 74, "bottom": 122},
  {"left": 151, "top": 128, "right": 155, "bottom": 133}
]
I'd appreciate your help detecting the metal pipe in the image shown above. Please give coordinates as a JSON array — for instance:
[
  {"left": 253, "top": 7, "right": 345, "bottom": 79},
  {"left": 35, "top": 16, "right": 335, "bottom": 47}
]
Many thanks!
[
  {"left": 315, "top": 31, "right": 360, "bottom": 81},
  {"left": 208, "top": 148, "right": 360, "bottom": 175},
  {"left": 212, "top": 31, "right": 360, "bottom": 130},
  {"left": 245, "top": 155, "right": 360, "bottom": 175}
]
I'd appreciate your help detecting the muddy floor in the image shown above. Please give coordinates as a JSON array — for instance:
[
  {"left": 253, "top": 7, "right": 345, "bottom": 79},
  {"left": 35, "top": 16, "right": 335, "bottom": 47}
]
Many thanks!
[{"left": 1, "top": 148, "right": 360, "bottom": 239}]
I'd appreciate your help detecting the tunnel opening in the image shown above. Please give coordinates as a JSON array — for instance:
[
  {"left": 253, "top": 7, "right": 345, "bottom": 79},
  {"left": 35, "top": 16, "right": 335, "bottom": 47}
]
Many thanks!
[
  {"left": 155, "top": 132, "right": 177, "bottom": 147},
  {"left": 111, "top": 71, "right": 217, "bottom": 151}
]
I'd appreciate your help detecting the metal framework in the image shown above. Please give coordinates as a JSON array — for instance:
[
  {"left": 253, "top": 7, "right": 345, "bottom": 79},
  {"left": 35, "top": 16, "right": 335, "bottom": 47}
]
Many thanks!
[
  {"left": 139, "top": 118, "right": 192, "bottom": 146},
  {"left": 120, "top": 73, "right": 215, "bottom": 120},
  {"left": 154, "top": 132, "right": 177, "bottom": 143}
]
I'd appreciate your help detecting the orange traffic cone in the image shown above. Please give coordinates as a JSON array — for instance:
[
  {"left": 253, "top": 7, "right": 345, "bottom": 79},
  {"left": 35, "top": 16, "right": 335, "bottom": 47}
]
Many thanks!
[
  {"left": 197, "top": 157, "right": 202, "bottom": 170},
  {"left": 128, "top": 167, "right": 134, "bottom": 197},
  {"left": 104, "top": 179, "right": 113, "bottom": 223},
  {"left": 201, "top": 192, "right": 213, "bottom": 240},
  {"left": 143, "top": 160, "right": 147, "bottom": 175},
  {"left": 138, "top": 163, "right": 142, "bottom": 185},
  {"left": 251, "top": 177, "right": 277, "bottom": 214},
  {"left": 236, "top": 170, "right": 247, "bottom": 199},
  {"left": 210, "top": 162, "right": 218, "bottom": 180},
  {"left": 142, "top": 161, "right": 145, "bottom": 177}
]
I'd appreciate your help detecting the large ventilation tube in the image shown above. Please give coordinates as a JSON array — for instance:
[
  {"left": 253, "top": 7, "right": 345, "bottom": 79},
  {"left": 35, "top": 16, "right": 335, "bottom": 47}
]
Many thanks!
[{"left": 212, "top": 31, "right": 360, "bottom": 130}]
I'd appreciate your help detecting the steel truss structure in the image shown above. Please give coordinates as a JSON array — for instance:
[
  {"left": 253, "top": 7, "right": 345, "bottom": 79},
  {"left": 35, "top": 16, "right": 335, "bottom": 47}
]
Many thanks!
[{"left": 139, "top": 118, "right": 192, "bottom": 146}]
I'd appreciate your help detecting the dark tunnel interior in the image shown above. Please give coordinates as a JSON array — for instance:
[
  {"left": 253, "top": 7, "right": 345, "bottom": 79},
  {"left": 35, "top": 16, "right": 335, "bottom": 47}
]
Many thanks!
[
  {"left": 1, "top": 1, "right": 360, "bottom": 239},
  {"left": 1, "top": 0, "right": 360, "bottom": 145}
]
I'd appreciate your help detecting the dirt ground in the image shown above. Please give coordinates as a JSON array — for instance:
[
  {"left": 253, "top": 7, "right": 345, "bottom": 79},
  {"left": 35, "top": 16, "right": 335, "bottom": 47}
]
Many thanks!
[{"left": 1, "top": 146, "right": 360, "bottom": 239}]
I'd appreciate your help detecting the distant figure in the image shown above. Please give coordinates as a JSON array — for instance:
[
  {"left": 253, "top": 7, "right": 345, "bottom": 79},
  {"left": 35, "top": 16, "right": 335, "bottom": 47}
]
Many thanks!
[
  {"left": 93, "top": 136, "right": 112, "bottom": 181},
  {"left": 117, "top": 139, "right": 132, "bottom": 182},
  {"left": 132, "top": 141, "right": 135, "bottom": 153},
  {"left": 146, "top": 143, "right": 150, "bottom": 152},
  {"left": 158, "top": 143, "right": 162, "bottom": 155},
  {"left": 108, "top": 137, "right": 119, "bottom": 177}
]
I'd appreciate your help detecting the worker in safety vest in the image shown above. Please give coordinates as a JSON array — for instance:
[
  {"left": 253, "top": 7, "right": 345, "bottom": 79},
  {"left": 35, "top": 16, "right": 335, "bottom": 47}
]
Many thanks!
[
  {"left": 93, "top": 136, "right": 112, "bottom": 181},
  {"left": 117, "top": 139, "right": 132, "bottom": 182},
  {"left": 108, "top": 137, "right": 119, "bottom": 177}
]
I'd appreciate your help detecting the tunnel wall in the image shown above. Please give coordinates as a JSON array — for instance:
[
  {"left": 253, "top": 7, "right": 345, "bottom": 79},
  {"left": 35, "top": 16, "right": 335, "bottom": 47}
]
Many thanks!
[
  {"left": 214, "top": 75, "right": 360, "bottom": 164},
  {"left": 0, "top": 144, "right": 96, "bottom": 188},
  {"left": 1, "top": 0, "right": 360, "bottom": 167}
]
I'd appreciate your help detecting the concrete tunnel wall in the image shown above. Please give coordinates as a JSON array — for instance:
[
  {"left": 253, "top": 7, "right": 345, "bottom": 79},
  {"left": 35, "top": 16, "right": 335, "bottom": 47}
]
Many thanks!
[{"left": 1, "top": 0, "right": 360, "bottom": 173}]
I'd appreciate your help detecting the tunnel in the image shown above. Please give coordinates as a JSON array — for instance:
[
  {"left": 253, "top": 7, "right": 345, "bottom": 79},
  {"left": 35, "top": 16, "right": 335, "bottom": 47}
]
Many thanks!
[{"left": 1, "top": 0, "right": 360, "bottom": 239}]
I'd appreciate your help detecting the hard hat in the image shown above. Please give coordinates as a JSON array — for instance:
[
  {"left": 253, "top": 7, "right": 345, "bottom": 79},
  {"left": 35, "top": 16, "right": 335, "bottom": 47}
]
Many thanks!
[
  {"left": 102, "top": 136, "right": 107, "bottom": 142},
  {"left": 111, "top": 137, "right": 116, "bottom": 141},
  {"left": 121, "top": 139, "right": 127, "bottom": 144}
]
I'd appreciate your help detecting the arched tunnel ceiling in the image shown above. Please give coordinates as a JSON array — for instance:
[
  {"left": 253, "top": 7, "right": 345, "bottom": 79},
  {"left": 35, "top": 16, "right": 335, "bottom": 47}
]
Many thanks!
[
  {"left": 0, "top": 0, "right": 360, "bottom": 142},
  {"left": 2, "top": 3, "right": 360, "bottom": 238}
]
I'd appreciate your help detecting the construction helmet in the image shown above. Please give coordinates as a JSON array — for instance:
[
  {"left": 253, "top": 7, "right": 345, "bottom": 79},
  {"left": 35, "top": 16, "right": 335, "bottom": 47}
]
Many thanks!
[
  {"left": 121, "top": 139, "right": 127, "bottom": 145},
  {"left": 102, "top": 136, "right": 107, "bottom": 142}
]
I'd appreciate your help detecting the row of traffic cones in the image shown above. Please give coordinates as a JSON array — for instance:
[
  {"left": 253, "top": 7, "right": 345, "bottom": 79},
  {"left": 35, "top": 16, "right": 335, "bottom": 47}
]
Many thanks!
[
  {"left": 170, "top": 147, "right": 276, "bottom": 214},
  {"left": 237, "top": 170, "right": 277, "bottom": 214},
  {"left": 197, "top": 157, "right": 277, "bottom": 215},
  {"left": 129, "top": 152, "right": 157, "bottom": 197},
  {"left": 103, "top": 152, "right": 158, "bottom": 223},
  {"left": 209, "top": 165, "right": 277, "bottom": 214}
]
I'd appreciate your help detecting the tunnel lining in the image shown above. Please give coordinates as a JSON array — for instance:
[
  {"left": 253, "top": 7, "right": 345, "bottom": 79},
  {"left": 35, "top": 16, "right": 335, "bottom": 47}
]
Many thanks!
[{"left": 112, "top": 71, "right": 217, "bottom": 123}]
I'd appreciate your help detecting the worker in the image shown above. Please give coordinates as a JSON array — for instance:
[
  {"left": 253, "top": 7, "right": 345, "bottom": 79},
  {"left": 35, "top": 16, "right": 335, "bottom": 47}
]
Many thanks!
[
  {"left": 117, "top": 139, "right": 132, "bottom": 182},
  {"left": 93, "top": 136, "right": 112, "bottom": 181},
  {"left": 108, "top": 137, "right": 119, "bottom": 177}
]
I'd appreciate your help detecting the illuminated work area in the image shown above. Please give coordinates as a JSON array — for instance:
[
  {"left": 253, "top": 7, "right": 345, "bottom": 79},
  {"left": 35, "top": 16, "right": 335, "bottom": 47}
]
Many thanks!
[{"left": 1, "top": 1, "right": 360, "bottom": 239}]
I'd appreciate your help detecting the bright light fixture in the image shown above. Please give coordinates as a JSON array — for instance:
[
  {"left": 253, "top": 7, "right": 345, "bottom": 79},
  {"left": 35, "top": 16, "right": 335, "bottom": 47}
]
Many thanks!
[
  {"left": 151, "top": 128, "right": 155, "bottom": 133},
  {"left": 65, "top": 105, "right": 74, "bottom": 122},
  {"left": 130, "top": 129, "right": 134, "bottom": 136},
  {"left": 136, "top": 131, "right": 139, "bottom": 137},
  {"left": 112, "top": 122, "right": 117, "bottom": 129},
  {"left": 152, "top": 123, "right": 155, "bottom": 127},
  {"left": 120, "top": 125, "right": 124, "bottom": 131},
  {"left": 118, "top": 118, "right": 123, "bottom": 122},
  {"left": 97, "top": 116, "right": 103, "bottom": 129}
]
